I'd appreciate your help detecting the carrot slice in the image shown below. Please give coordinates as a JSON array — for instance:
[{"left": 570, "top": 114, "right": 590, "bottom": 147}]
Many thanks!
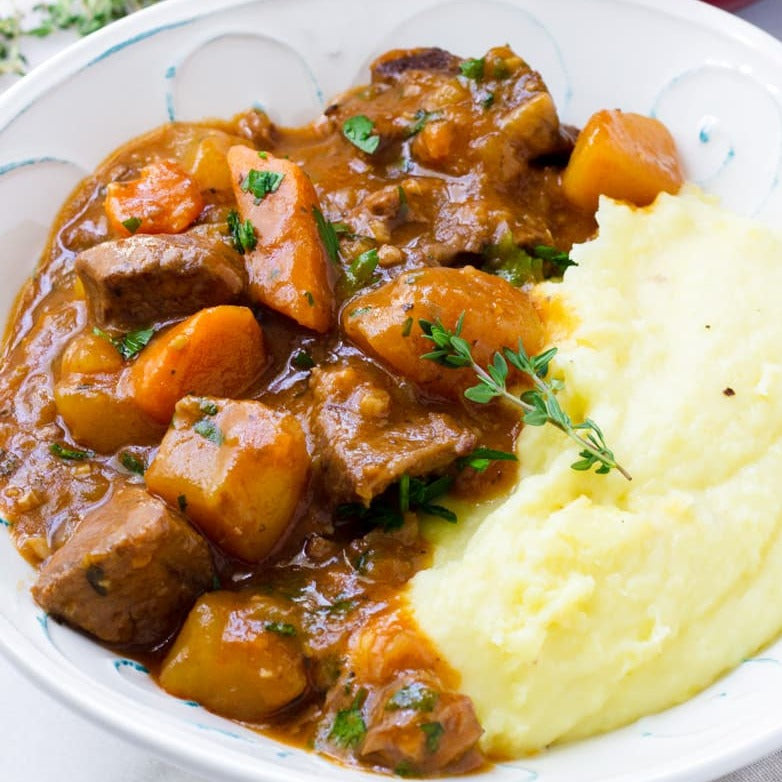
[
  {"left": 227, "top": 145, "right": 334, "bottom": 332},
  {"left": 128, "top": 305, "right": 265, "bottom": 423},
  {"left": 563, "top": 109, "right": 684, "bottom": 212},
  {"left": 105, "top": 160, "right": 204, "bottom": 236}
]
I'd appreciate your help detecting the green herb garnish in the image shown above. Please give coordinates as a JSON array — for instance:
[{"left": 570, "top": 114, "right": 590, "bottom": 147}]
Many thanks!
[
  {"left": 345, "top": 248, "right": 379, "bottom": 292},
  {"left": 198, "top": 399, "right": 219, "bottom": 416},
  {"left": 329, "top": 689, "right": 368, "bottom": 748},
  {"left": 241, "top": 169, "right": 284, "bottom": 203},
  {"left": 420, "top": 722, "right": 445, "bottom": 753},
  {"left": 386, "top": 683, "right": 439, "bottom": 712},
  {"left": 50, "top": 442, "right": 94, "bottom": 461},
  {"left": 459, "top": 57, "right": 485, "bottom": 80},
  {"left": 226, "top": 209, "right": 257, "bottom": 254},
  {"left": 456, "top": 447, "right": 517, "bottom": 472},
  {"left": 177, "top": 494, "right": 188, "bottom": 512},
  {"left": 193, "top": 419, "right": 224, "bottom": 446},
  {"left": 265, "top": 622, "right": 297, "bottom": 637},
  {"left": 120, "top": 451, "right": 145, "bottom": 474},
  {"left": 93, "top": 326, "right": 155, "bottom": 360},
  {"left": 419, "top": 315, "right": 630, "bottom": 480},
  {"left": 292, "top": 350, "right": 315, "bottom": 370},
  {"left": 482, "top": 91, "right": 495, "bottom": 109},
  {"left": 121, "top": 216, "right": 142, "bottom": 234},
  {"left": 532, "top": 244, "right": 577, "bottom": 274},
  {"left": 342, "top": 115, "right": 380, "bottom": 155},
  {"left": 304, "top": 291, "right": 315, "bottom": 306},
  {"left": 312, "top": 206, "right": 341, "bottom": 264},
  {"left": 401, "top": 316, "right": 413, "bottom": 337},
  {"left": 406, "top": 108, "right": 441, "bottom": 137}
]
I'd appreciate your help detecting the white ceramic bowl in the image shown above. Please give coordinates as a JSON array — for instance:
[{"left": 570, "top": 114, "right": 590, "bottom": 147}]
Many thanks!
[{"left": 1, "top": 1, "right": 781, "bottom": 780}]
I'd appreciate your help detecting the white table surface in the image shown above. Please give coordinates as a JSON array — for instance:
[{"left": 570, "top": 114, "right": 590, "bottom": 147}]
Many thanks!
[{"left": 1, "top": 1, "right": 781, "bottom": 780}]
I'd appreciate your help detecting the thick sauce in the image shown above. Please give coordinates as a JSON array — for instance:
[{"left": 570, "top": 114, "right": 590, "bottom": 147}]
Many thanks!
[{"left": 0, "top": 46, "right": 594, "bottom": 775}]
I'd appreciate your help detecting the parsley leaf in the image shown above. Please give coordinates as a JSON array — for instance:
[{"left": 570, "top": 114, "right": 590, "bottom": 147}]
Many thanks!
[
  {"left": 329, "top": 690, "right": 368, "bottom": 748},
  {"left": 459, "top": 57, "right": 485, "bottom": 80},
  {"left": 406, "top": 109, "right": 441, "bottom": 138},
  {"left": 119, "top": 451, "right": 146, "bottom": 475},
  {"left": 342, "top": 115, "right": 380, "bottom": 155},
  {"left": 121, "top": 216, "right": 142, "bottom": 234},
  {"left": 531, "top": 244, "right": 577, "bottom": 274},
  {"left": 193, "top": 419, "right": 224, "bottom": 445},
  {"left": 386, "top": 683, "right": 439, "bottom": 712},
  {"left": 456, "top": 447, "right": 518, "bottom": 472},
  {"left": 292, "top": 350, "right": 315, "bottom": 370},
  {"left": 241, "top": 169, "right": 284, "bottom": 203},
  {"left": 345, "top": 248, "right": 379, "bottom": 292},
  {"left": 264, "top": 622, "right": 297, "bottom": 637},
  {"left": 420, "top": 722, "right": 445, "bottom": 753},
  {"left": 226, "top": 209, "right": 257, "bottom": 254},
  {"left": 50, "top": 442, "right": 94, "bottom": 461},
  {"left": 313, "top": 207, "right": 341, "bottom": 264},
  {"left": 93, "top": 326, "right": 154, "bottom": 361}
]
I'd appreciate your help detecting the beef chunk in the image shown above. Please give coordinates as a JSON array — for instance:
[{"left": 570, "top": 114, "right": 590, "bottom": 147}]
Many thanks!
[
  {"left": 75, "top": 232, "right": 246, "bottom": 329},
  {"left": 32, "top": 485, "right": 214, "bottom": 647},
  {"left": 371, "top": 47, "right": 462, "bottom": 83},
  {"left": 310, "top": 364, "right": 476, "bottom": 503},
  {"left": 360, "top": 674, "right": 484, "bottom": 775}
]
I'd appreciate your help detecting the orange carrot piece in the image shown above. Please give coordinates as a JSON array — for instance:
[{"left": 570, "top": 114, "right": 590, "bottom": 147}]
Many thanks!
[
  {"left": 563, "top": 109, "right": 684, "bottom": 213},
  {"left": 128, "top": 305, "right": 266, "bottom": 424},
  {"left": 105, "top": 160, "right": 204, "bottom": 236},
  {"left": 227, "top": 146, "right": 334, "bottom": 332}
]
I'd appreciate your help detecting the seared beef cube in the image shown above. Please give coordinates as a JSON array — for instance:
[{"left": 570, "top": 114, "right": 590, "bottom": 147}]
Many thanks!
[
  {"left": 371, "top": 47, "right": 461, "bottom": 83},
  {"left": 75, "top": 232, "right": 246, "bottom": 329},
  {"left": 310, "top": 364, "right": 476, "bottom": 503},
  {"left": 32, "top": 485, "right": 214, "bottom": 646},
  {"left": 360, "top": 674, "right": 483, "bottom": 775}
]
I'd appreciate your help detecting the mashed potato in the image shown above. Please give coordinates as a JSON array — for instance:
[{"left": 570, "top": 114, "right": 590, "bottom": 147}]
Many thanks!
[{"left": 408, "top": 190, "right": 782, "bottom": 757}]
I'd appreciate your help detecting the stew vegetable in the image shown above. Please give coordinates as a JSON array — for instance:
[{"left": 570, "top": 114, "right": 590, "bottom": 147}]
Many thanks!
[{"left": 0, "top": 45, "right": 681, "bottom": 775}]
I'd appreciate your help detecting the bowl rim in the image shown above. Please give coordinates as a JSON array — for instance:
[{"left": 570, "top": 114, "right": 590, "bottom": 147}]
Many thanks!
[{"left": 2, "top": 1, "right": 782, "bottom": 781}]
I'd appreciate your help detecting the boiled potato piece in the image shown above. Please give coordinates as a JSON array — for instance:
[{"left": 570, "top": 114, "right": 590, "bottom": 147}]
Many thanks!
[
  {"left": 145, "top": 396, "right": 309, "bottom": 561},
  {"left": 181, "top": 130, "right": 246, "bottom": 192},
  {"left": 54, "top": 332, "right": 164, "bottom": 452},
  {"left": 563, "top": 109, "right": 684, "bottom": 212},
  {"left": 160, "top": 591, "right": 308, "bottom": 721},
  {"left": 342, "top": 265, "right": 544, "bottom": 401}
]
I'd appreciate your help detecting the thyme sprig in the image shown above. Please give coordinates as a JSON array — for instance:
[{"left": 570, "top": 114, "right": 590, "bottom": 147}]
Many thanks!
[{"left": 419, "top": 314, "right": 631, "bottom": 480}]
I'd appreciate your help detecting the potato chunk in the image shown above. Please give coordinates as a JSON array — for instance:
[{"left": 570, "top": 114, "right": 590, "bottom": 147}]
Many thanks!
[
  {"left": 145, "top": 396, "right": 309, "bottom": 561},
  {"left": 342, "top": 266, "right": 544, "bottom": 401},
  {"left": 160, "top": 591, "right": 308, "bottom": 721},
  {"left": 563, "top": 109, "right": 684, "bottom": 212},
  {"left": 54, "top": 332, "right": 164, "bottom": 453}
]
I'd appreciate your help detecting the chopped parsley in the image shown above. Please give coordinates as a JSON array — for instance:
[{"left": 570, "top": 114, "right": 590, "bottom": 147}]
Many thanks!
[
  {"left": 406, "top": 108, "right": 441, "bottom": 137},
  {"left": 265, "top": 622, "right": 297, "bottom": 637},
  {"left": 119, "top": 451, "right": 146, "bottom": 475},
  {"left": 420, "top": 721, "right": 445, "bottom": 753},
  {"left": 349, "top": 306, "right": 373, "bottom": 318},
  {"left": 531, "top": 244, "right": 577, "bottom": 274},
  {"left": 193, "top": 419, "right": 224, "bottom": 445},
  {"left": 50, "top": 442, "right": 94, "bottom": 461},
  {"left": 312, "top": 207, "right": 341, "bottom": 264},
  {"left": 292, "top": 350, "right": 315, "bottom": 370},
  {"left": 329, "top": 689, "right": 368, "bottom": 748},
  {"left": 459, "top": 57, "right": 485, "bottom": 80},
  {"left": 226, "top": 209, "right": 257, "bottom": 254},
  {"left": 345, "top": 248, "right": 379, "bottom": 292},
  {"left": 386, "top": 683, "right": 439, "bottom": 712},
  {"left": 482, "top": 91, "right": 495, "bottom": 109},
  {"left": 241, "top": 169, "right": 284, "bottom": 203},
  {"left": 456, "top": 447, "right": 517, "bottom": 472},
  {"left": 177, "top": 494, "right": 188, "bottom": 512},
  {"left": 121, "top": 216, "right": 142, "bottom": 234},
  {"left": 198, "top": 399, "right": 219, "bottom": 416},
  {"left": 342, "top": 115, "right": 380, "bottom": 155},
  {"left": 401, "top": 316, "right": 413, "bottom": 337},
  {"left": 304, "top": 291, "right": 315, "bottom": 306},
  {"left": 93, "top": 326, "right": 155, "bottom": 360}
]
